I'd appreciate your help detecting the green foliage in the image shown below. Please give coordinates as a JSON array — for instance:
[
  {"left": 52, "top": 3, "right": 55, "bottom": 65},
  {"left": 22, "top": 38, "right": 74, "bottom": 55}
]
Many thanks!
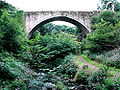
[
  {"left": 83, "top": 10, "right": 120, "bottom": 69},
  {"left": 99, "top": 10, "right": 117, "bottom": 25},
  {"left": 117, "top": 11, "right": 120, "bottom": 21},
  {"left": 105, "top": 75, "right": 120, "bottom": 90},
  {"left": 0, "top": 1, "right": 33, "bottom": 89},
  {"left": 58, "top": 54, "right": 78, "bottom": 78},
  {"left": 114, "top": 2, "right": 120, "bottom": 12},
  {"left": 91, "top": 11, "right": 117, "bottom": 26},
  {"left": 90, "top": 72, "right": 120, "bottom": 90},
  {"left": 74, "top": 65, "right": 89, "bottom": 84},
  {"left": 83, "top": 50, "right": 91, "bottom": 56},
  {"left": 90, "top": 11, "right": 118, "bottom": 31},
  {"left": 74, "top": 66, "right": 108, "bottom": 87},
  {"left": 0, "top": 62, "right": 17, "bottom": 80},
  {"left": 0, "top": 1, "right": 26, "bottom": 55},
  {"left": 82, "top": 21, "right": 119, "bottom": 53},
  {"left": 31, "top": 23, "right": 83, "bottom": 41},
  {"left": 36, "top": 23, "right": 77, "bottom": 36},
  {"left": 56, "top": 81, "right": 68, "bottom": 90},
  {"left": 0, "top": 52, "right": 20, "bottom": 80},
  {"left": 0, "top": 9, "right": 26, "bottom": 54},
  {"left": 0, "top": 52, "right": 23, "bottom": 86},
  {"left": 97, "top": 0, "right": 118, "bottom": 11},
  {"left": 73, "top": 66, "right": 119, "bottom": 90},
  {"left": 98, "top": 0, "right": 120, "bottom": 12},
  {"left": 82, "top": 10, "right": 120, "bottom": 53},
  {"left": 90, "top": 15, "right": 99, "bottom": 25},
  {"left": 29, "top": 32, "right": 79, "bottom": 68},
  {"left": 92, "top": 47, "right": 120, "bottom": 68},
  {"left": 0, "top": 1, "right": 15, "bottom": 11},
  {"left": 87, "top": 66, "right": 108, "bottom": 84},
  {"left": 15, "top": 10, "right": 25, "bottom": 29}
]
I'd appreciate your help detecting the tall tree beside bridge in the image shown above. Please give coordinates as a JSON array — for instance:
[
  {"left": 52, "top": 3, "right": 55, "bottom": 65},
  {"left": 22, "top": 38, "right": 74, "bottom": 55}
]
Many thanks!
[{"left": 97, "top": 0, "right": 120, "bottom": 12}]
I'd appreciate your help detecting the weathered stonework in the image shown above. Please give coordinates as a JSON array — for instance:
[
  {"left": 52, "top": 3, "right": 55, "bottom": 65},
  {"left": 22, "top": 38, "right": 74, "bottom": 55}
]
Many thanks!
[{"left": 25, "top": 11, "right": 100, "bottom": 36}]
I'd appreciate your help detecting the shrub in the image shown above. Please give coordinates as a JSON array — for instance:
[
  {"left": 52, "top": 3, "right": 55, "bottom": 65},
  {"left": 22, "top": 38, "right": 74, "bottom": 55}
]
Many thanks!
[
  {"left": 0, "top": 10, "right": 25, "bottom": 54},
  {"left": 74, "top": 65, "right": 89, "bottom": 84},
  {"left": 0, "top": 51, "right": 35, "bottom": 89},
  {"left": 105, "top": 74, "right": 120, "bottom": 90},
  {"left": 90, "top": 15, "right": 99, "bottom": 25},
  {"left": 88, "top": 53, "right": 97, "bottom": 60},
  {"left": 87, "top": 66, "right": 109, "bottom": 89},
  {"left": 95, "top": 47, "right": 120, "bottom": 68},
  {"left": 72, "top": 65, "right": 120, "bottom": 90},
  {"left": 87, "top": 66, "right": 108, "bottom": 84},
  {"left": 81, "top": 21, "right": 119, "bottom": 53},
  {"left": 115, "top": 2, "right": 120, "bottom": 12},
  {"left": 29, "top": 32, "right": 79, "bottom": 68},
  {"left": 0, "top": 62, "right": 17, "bottom": 80},
  {"left": 87, "top": 11, "right": 119, "bottom": 53},
  {"left": 0, "top": 1, "right": 34, "bottom": 89},
  {"left": 83, "top": 50, "right": 91, "bottom": 56},
  {"left": 0, "top": 1, "right": 15, "bottom": 10},
  {"left": 99, "top": 10, "right": 117, "bottom": 25},
  {"left": 90, "top": 11, "right": 118, "bottom": 31},
  {"left": 58, "top": 54, "right": 78, "bottom": 78},
  {"left": 36, "top": 23, "right": 77, "bottom": 36}
]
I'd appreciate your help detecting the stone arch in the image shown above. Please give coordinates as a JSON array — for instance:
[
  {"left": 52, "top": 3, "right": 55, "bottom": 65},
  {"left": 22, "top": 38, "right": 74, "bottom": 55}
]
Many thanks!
[{"left": 28, "top": 16, "right": 90, "bottom": 38}]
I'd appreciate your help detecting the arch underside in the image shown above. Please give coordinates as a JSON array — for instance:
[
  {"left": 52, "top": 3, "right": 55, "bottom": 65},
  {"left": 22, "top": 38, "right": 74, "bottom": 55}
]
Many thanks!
[{"left": 28, "top": 16, "right": 90, "bottom": 38}]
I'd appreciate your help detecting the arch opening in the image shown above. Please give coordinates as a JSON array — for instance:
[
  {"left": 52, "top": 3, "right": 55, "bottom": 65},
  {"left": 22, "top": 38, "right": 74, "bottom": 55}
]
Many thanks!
[
  {"left": 28, "top": 16, "right": 90, "bottom": 38},
  {"left": 51, "top": 21, "right": 76, "bottom": 27}
]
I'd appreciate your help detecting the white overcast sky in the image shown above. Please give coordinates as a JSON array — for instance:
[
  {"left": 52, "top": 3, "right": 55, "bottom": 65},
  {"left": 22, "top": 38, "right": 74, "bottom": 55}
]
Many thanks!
[
  {"left": 3, "top": 0, "right": 120, "bottom": 11},
  {"left": 3, "top": 0, "right": 120, "bottom": 26},
  {"left": 4, "top": 0, "right": 100, "bottom": 11}
]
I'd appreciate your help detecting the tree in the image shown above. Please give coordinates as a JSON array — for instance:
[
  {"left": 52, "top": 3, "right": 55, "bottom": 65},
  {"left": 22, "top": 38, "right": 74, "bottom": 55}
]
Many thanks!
[
  {"left": 114, "top": 2, "right": 120, "bottom": 12},
  {"left": 90, "top": 11, "right": 118, "bottom": 31},
  {"left": 29, "top": 30, "right": 80, "bottom": 68},
  {"left": 97, "top": 0, "right": 118, "bottom": 11},
  {"left": 98, "top": 10, "right": 117, "bottom": 24},
  {"left": 0, "top": 1, "right": 15, "bottom": 11},
  {"left": 82, "top": 19, "right": 120, "bottom": 53}
]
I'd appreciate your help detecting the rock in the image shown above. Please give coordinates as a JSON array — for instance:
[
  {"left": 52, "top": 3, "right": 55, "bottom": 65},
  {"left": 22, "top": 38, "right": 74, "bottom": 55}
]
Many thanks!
[
  {"left": 56, "top": 65, "right": 62, "bottom": 69},
  {"left": 45, "top": 69, "right": 50, "bottom": 72},
  {"left": 43, "top": 83, "right": 56, "bottom": 90},
  {"left": 41, "top": 73, "right": 46, "bottom": 76},
  {"left": 68, "top": 86, "right": 75, "bottom": 90},
  {"left": 39, "top": 69, "right": 50, "bottom": 72}
]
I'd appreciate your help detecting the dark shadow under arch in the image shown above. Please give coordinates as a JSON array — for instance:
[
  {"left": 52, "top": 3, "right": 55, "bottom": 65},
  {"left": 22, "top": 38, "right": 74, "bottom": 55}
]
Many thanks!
[{"left": 28, "top": 16, "right": 90, "bottom": 38}]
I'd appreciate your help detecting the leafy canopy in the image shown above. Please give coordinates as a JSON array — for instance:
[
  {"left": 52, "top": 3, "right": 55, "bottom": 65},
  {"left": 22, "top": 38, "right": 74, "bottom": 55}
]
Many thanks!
[{"left": 82, "top": 11, "right": 120, "bottom": 53}]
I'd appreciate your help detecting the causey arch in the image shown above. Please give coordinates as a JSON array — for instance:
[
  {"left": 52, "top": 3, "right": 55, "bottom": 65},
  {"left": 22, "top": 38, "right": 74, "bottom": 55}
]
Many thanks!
[{"left": 28, "top": 16, "right": 90, "bottom": 38}]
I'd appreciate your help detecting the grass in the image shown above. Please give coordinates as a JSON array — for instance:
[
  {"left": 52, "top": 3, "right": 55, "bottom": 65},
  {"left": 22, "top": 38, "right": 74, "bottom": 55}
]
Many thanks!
[
  {"left": 56, "top": 81, "right": 67, "bottom": 90},
  {"left": 74, "top": 55, "right": 85, "bottom": 66},
  {"left": 80, "top": 54, "right": 103, "bottom": 67},
  {"left": 80, "top": 54, "right": 120, "bottom": 75}
]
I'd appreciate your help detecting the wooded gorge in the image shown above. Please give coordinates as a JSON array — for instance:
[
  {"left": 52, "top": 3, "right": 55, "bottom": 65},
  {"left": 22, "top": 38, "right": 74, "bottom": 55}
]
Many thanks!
[{"left": 0, "top": 0, "right": 120, "bottom": 90}]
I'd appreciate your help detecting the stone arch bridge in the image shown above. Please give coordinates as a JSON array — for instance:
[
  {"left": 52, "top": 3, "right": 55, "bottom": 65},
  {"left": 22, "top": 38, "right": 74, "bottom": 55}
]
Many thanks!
[{"left": 25, "top": 11, "right": 100, "bottom": 37}]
